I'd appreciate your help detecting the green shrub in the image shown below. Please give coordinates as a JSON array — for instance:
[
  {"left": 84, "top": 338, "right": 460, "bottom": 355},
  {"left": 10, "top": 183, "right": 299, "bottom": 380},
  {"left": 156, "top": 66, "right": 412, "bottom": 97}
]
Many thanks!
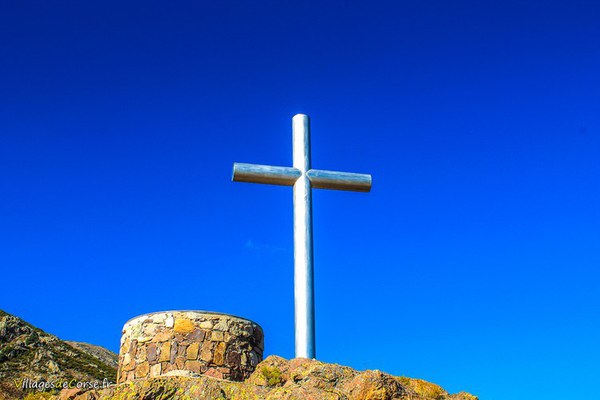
[{"left": 261, "top": 366, "right": 283, "bottom": 386}]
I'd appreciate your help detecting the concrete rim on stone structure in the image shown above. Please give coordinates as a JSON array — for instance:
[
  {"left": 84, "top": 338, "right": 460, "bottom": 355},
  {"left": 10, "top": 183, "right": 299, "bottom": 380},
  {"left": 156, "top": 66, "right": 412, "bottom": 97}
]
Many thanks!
[{"left": 123, "top": 310, "right": 262, "bottom": 328}]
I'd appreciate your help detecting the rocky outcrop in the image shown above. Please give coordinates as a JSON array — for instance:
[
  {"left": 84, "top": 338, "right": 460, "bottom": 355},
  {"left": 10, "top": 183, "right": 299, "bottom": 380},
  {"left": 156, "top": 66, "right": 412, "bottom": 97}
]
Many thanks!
[
  {"left": 51, "top": 355, "right": 478, "bottom": 400},
  {"left": 1, "top": 310, "right": 477, "bottom": 399},
  {"left": 0, "top": 310, "right": 117, "bottom": 400},
  {"left": 65, "top": 342, "right": 118, "bottom": 370}
]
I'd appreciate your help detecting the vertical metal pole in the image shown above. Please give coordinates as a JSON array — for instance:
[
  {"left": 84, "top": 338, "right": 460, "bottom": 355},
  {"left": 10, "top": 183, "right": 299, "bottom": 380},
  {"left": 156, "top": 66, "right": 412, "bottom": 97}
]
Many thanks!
[{"left": 292, "top": 114, "right": 315, "bottom": 359}]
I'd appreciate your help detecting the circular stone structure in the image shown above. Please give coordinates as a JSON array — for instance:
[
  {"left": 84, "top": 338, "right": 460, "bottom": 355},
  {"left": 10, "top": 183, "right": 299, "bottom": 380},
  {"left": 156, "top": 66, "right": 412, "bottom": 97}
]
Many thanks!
[{"left": 117, "top": 311, "right": 264, "bottom": 383}]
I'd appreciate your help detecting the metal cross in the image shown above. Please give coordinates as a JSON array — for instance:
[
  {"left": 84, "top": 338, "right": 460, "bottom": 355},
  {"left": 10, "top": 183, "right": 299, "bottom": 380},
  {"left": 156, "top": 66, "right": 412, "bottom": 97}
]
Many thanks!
[{"left": 232, "top": 114, "right": 371, "bottom": 359}]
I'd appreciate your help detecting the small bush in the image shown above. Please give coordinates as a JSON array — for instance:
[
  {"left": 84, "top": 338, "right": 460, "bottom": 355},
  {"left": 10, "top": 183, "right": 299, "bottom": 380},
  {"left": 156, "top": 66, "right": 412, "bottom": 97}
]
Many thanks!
[{"left": 261, "top": 366, "right": 283, "bottom": 386}]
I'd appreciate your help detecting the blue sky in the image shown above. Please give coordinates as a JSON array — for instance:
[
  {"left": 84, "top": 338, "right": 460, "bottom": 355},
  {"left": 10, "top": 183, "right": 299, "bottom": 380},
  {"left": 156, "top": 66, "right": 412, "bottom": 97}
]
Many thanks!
[{"left": 1, "top": 1, "right": 599, "bottom": 398}]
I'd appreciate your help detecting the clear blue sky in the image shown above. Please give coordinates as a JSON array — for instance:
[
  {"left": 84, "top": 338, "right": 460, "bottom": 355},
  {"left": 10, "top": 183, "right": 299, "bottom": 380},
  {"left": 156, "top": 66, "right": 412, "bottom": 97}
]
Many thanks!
[{"left": 1, "top": 1, "right": 598, "bottom": 398}]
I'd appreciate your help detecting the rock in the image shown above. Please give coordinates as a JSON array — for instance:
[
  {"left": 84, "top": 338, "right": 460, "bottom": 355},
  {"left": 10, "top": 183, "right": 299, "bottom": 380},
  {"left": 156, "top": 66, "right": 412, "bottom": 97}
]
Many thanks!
[
  {"left": 150, "top": 362, "right": 162, "bottom": 377},
  {"left": 134, "top": 362, "right": 149, "bottom": 378},
  {"left": 169, "top": 341, "right": 177, "bottom": 363},
  {"left": 225, "top": 349, "right": 241, "bottom": 366},
  {"left": 213, "top": 319, "right": 229, "bottom": 332},
  {"left": 161, "top": 370, "right": 202, "bottom": 378},
  {"left": 210, "top": 330, "right": 224, "bottom": 341},
  {"left": 147, "top": 343, "right": 157, "bottom": 362},
  {"left": 58, "top": 387, "right": 84, "bottom": 400},
  {"left": 66, "top": 341, "right": 120, "bottom": 369},
  {"left": 149, "top": 314, "right": 167, "bottom": 324},
  {"left": 344, "top": 370, "right": 406, "bottom": 399},
  {"left": 184, "top": 360, "right": 202, "bottom": 371},
  {"left": 187, "top": 328, "right": 206, "bottom": 341},
  {"left": 248, "top": 350, "right": 259, "bottom": 367},
  {"left": 159, "top": 342, "right": 171, "bottom": 362},
  {"left": 50, "top": 356, "right": 477, "bottom": 400},
  {"left": 450, "top": 393, "right": 479, "bottom": 400},
  {"left": 186, "top": 342, "right": 199, "bottom": 359},
  {"left": 0, "top": 309, "right": 117, "bottom": 400},
  {"left": 177, "top": 344, "right": 187, "bottom": 358},
  {"left": 199, "top": 320, "right": 213, "bottom": 329},
  {"left": 154, "top": 329, "right": 174, "bottom": 342},
  {"left": 213, "top": 342, "right": 227, "bottom": 364},
  {"left": 200, "top": 343, "right": 213, "bottom": 362},
  {"left": 174, "top": 318, "right": 195, "bottom": 334},
  {"left": 138, "top": 334, "right": 154, "bottom": 345},
  {"left": 135, "top": 345, "right": 146, "bottom": 363},
  {"left": 396, "top": 376, "right": 446, "bottom": 398}
]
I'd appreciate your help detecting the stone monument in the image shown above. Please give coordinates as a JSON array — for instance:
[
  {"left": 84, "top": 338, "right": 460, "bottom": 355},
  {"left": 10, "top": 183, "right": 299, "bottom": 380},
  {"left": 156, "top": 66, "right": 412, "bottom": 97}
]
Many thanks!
[{"left": 117, "top": 311, "right": 263, "bottom": 382}]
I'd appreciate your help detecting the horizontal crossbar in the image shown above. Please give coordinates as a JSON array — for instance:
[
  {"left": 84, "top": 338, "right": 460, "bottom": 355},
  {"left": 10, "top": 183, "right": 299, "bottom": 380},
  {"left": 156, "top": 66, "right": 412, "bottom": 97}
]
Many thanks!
[
  {"left": 232, "top": 163, "right": 372, "bottom": 192},
  {"left": 232, "top": 163, "right": 301, "bottom": 186},
  {"left": 307, "top": 169, "right": 372, "bottom": 192}
]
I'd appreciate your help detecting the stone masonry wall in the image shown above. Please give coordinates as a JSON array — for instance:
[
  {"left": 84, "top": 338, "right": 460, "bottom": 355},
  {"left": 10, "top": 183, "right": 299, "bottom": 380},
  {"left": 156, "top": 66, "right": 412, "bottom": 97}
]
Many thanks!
[{"left": 117, "top": 311, "right": 263, "bottom": 383}]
